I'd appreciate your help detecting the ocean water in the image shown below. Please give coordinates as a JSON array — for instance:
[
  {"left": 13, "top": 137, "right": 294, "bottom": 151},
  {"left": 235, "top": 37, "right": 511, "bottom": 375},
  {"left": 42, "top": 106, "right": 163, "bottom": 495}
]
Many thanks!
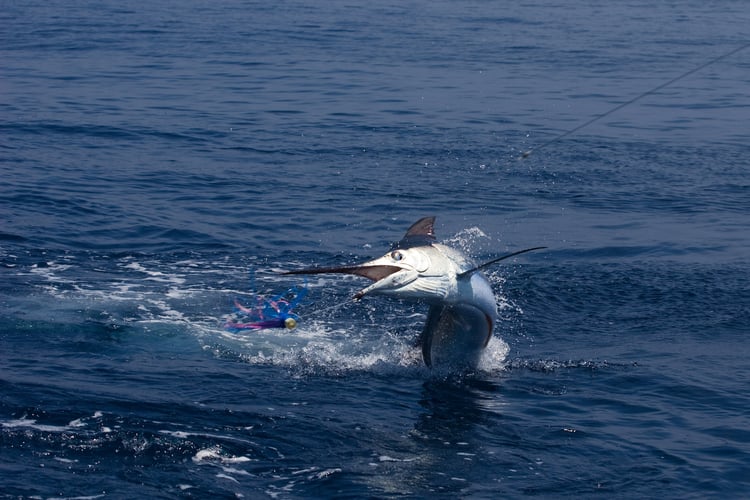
[{"left": 2, "top": 0, "right": 749, "bottom": 498}]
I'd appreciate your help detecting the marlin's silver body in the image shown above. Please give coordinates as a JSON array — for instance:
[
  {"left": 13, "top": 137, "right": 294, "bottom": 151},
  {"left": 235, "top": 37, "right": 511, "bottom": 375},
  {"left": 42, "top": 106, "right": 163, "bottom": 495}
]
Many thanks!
[
  {"left": 358, "top": 240, "right": 496, "bottom": 368},
  {"left": 285, "top": 217, "right": 498, "bottom": 369}
]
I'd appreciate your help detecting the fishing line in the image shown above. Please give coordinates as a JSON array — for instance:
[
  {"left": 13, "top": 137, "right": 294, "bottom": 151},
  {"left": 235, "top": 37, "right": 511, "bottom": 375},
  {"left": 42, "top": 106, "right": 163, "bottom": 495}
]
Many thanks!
[
  {"left": 304, "top": 299, "right": 352, "bottom": 320},
  {"left": 519, "top": 42, "right": 750, "bottom": 159}
]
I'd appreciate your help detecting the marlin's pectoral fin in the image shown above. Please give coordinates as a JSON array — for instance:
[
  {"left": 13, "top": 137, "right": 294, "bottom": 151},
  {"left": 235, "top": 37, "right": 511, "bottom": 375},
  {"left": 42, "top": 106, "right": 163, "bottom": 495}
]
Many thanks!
[
  {"left": 417, "top": 305, "right": 445, "bottom": 367},
  {"left": 419, "top": 304, "right": 493, "bottom": 369}
]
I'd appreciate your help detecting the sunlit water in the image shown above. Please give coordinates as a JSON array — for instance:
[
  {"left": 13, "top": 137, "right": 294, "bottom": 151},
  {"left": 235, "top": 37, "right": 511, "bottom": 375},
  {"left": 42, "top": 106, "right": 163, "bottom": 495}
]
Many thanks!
[{"left": 2, "top": 1, "right": 749, "bottom": 497}]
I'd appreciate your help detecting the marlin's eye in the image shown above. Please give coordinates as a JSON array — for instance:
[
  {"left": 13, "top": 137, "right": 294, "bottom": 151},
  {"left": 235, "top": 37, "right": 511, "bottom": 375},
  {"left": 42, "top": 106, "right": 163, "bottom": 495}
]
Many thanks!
[{"left": 391, "top": 251, "right": 403, "bottom": 261}]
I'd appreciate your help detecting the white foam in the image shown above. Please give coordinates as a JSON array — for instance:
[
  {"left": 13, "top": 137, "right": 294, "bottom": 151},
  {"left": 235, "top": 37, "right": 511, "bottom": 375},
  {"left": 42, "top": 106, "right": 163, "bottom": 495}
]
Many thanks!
[
  {"left": 221, "top": 466, "right": 252, "bottom": 476},
  {"left": 443, "top": 226, "right": 492, "bottom": 256},
  {"left": 123, "top": 261, "right": 147, "bottom": 272},
  {"left": 1, "top": 417, "right": 71, "bottom": 433},
  {"left": 192, "top": 445, "right": 254, "bottom": 466},
  {"left": 123, "top": 261, "right": 186, "bottom": 285},
  {"left": 222, "top": 456, "right": 253, "bottom": 464},
  {"left": 378, "top": 455, "right": 417, "bottom": 462},
  {"left": 202, "top": 311, "right": 514, "bottom": 376},
  {"left": 165, "top": 288, "right": 185, "bottom": 299},
  {"left": 223, "top": 329, "right": 426, "bottom": 375},
  {"left": 160, "top": 430, "right": 256, "bottom": 447},
  {"left": 53, "top": 495, "right": 106, "bottom": 500},
  {"left": 68, "top": 417, "right": 87, "bottom": 428},
  {"left": 193, "top": 446, "right": 222, "bottom": 463},
  {"left": 215, "top": 473, "right": 240, "bottom": 483},
  {"left": 29, "top": 261, "right": 72, "bottom": 277},
  {"left": 161, "top": 430, "right": 192, "bottom": 439},
  {"left": 477, "top": 336, "right": 511, "bottom": 373},
  {"left": 291, "top": 467, "right": 318, "bottom": 476},
  {"left": 2, "top": 412, "right": 110, "bottom": 435},
  {"left": 314, "top": 468, "right": 341, "bottom": 479},
  {"left": 445, "top": 226, "right": 489, "bottom": 245}
]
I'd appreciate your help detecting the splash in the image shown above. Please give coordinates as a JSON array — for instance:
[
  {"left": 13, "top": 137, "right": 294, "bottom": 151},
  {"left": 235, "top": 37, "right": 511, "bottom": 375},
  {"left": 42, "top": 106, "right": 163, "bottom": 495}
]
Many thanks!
[
  {"left": 443, "top": 226, "right": 490, "bottom": 256},
  {"left": 17, "top": 252, "right": 514, "bottom": 376}
]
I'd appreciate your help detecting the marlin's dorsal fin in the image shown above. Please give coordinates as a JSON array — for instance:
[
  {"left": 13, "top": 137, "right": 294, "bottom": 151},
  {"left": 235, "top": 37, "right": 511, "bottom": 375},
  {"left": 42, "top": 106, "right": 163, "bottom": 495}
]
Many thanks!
[{"left": 392, "top": 216, "right": 436, "bottom": 250}]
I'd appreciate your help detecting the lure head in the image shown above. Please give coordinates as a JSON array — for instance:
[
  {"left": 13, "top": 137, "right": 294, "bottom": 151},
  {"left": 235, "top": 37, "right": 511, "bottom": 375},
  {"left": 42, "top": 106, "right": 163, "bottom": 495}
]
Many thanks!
[{"left": 284, "top": 317, "right": 297, "bottom": 329}]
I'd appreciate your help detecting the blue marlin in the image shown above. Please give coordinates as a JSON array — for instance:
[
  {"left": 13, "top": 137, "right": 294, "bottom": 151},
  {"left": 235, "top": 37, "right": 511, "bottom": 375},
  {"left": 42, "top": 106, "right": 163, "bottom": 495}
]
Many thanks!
[{"left": 284, "top": 217, "right": 543, "bottom": 369}]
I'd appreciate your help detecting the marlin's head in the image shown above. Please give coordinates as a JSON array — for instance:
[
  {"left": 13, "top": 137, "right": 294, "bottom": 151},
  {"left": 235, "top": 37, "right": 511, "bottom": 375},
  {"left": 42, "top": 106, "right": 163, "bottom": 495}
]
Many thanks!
[{"left": 283, "top": 217, "right": 463, "bottom": 302}]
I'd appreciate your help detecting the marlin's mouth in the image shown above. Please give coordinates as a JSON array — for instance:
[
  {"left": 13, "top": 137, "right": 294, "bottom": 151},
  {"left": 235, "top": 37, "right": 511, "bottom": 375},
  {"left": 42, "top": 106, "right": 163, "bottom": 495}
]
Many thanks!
[
  {"left": 283, "top": 262, "right": 414, "bottom": 300},
  {"left": 287, "top": 262, "right": 403, "bottom": 278},
  {"left": 284, "top": 264, "right": 401, "bottom": 281}
]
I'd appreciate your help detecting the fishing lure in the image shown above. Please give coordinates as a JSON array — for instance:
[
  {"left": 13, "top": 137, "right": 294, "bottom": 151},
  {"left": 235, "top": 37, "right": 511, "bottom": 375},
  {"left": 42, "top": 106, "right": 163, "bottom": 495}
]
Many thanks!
[{"left": 224, "top": 283, "right": 308, "bottom": 332}]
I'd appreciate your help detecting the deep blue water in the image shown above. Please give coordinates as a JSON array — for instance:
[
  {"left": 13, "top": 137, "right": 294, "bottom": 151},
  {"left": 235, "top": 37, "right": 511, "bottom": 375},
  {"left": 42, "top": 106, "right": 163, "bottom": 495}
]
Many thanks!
[{"left": 2, "top": 1, "right": 749, "bottom": 498}]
